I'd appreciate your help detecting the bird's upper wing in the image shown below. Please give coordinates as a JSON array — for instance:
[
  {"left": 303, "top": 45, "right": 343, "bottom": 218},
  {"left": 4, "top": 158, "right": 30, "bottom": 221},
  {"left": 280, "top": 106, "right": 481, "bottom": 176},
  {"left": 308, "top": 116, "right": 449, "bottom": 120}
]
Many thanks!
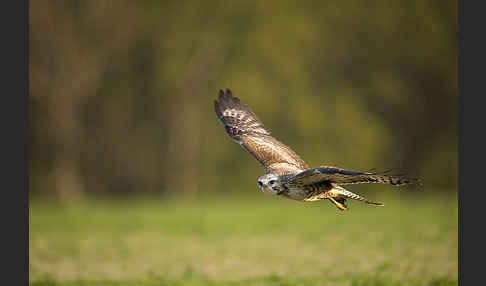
[
  {"left": 214, "top": 89, "right": 308, "bottom": 173},
  {"left": 287, "top": 166, "right": 421, "bottom": 186}
]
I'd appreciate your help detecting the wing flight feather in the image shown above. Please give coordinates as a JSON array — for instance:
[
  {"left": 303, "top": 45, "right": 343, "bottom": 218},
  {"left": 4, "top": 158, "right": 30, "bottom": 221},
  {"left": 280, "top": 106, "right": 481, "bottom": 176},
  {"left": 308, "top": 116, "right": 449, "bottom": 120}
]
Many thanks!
[
  {"left": 288, "top": 166, "right": 421, "bottom": 186},
  {"left": 214, "top": 89, "right": 308, "bottom": 173}
]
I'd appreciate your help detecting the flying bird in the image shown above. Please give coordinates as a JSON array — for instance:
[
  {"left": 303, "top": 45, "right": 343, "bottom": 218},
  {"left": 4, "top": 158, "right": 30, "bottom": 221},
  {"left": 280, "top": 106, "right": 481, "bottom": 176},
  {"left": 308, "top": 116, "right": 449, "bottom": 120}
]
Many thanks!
[{"left": 214, "top": 89, "right": 420, "bottom": 211}]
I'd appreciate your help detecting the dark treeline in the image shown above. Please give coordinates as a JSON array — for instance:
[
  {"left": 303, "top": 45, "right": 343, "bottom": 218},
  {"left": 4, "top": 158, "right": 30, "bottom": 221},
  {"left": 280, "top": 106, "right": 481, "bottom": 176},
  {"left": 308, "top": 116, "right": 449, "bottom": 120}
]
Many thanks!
[{"left": 30, "top": 1, "right": 457, "bottom": 199}]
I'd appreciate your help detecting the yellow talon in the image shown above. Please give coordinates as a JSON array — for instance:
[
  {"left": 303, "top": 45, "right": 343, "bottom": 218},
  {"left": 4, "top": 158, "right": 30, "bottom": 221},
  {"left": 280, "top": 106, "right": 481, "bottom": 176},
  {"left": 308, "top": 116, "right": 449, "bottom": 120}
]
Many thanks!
[{"left": 329, "top": 197, "right": 348, "bottom": 211}]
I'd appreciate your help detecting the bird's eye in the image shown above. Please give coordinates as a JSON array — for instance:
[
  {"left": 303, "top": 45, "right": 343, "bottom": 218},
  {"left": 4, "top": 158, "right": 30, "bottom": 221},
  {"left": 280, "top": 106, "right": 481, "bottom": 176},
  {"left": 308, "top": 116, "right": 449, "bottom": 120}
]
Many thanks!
[{"left": 269, "top": 180, "right": 276, "bottom": 185}]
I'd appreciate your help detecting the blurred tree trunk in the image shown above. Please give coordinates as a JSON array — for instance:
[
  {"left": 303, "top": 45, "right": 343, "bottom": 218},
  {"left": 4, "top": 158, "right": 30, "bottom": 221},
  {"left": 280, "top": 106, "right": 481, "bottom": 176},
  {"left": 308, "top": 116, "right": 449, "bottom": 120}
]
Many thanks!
[
  {"left": 164, "top": 44, "right": 226, "bottom": 194},
  {"left": 30, "top": 1, "right": 145, "bottom": 199}
]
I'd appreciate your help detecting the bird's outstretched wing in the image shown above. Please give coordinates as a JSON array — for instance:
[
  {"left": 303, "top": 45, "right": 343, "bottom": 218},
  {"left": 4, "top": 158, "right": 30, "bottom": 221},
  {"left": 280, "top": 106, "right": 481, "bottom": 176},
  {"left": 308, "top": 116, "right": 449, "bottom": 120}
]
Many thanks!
[
  {"left": 288, "top": 166, "right": 421, "bottom": 186},
  {"left": 214, "top": 89, "right": 308, "bottom": 174}
]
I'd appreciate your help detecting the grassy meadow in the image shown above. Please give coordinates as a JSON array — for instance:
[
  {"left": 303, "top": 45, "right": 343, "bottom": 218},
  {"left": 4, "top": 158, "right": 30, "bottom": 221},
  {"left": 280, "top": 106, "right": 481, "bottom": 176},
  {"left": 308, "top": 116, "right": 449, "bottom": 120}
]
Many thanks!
[{"left": 30, "top": 189, "right": 457, "bottom": 286}]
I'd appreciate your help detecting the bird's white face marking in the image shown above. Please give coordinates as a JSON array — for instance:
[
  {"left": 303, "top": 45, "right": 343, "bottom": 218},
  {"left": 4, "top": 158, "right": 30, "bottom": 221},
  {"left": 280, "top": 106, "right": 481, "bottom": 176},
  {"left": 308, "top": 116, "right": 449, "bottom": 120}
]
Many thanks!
[{"left": 257, "top": 174, "right": 281, "bottom": 195}]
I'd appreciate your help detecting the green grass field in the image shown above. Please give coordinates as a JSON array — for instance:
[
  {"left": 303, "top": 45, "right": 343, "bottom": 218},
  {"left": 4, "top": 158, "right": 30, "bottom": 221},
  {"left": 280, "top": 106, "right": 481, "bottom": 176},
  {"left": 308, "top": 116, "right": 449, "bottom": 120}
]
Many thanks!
[{"left": 30, "top": 190, "right": 457, "bottom": 286}]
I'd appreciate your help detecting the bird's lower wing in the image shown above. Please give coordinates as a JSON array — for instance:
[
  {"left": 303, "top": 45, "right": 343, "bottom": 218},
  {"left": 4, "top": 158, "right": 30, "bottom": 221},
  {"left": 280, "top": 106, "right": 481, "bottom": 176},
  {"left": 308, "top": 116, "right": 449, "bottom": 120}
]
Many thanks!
[{"left": 288, "top": 166, "right": 421, "bottom": 186}]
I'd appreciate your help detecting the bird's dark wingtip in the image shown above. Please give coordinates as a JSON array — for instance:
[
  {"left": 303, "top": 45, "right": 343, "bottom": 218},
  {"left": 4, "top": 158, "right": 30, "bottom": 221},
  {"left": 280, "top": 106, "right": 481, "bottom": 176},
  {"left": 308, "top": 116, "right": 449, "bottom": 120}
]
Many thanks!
[
  {"left": 215, "top": 88, "right": 243, "bottom": 109},
  {"left": 397, "top": 177, "right": 423, "bottom": 187},
  {"left": 214, "top": 99, "right": 222, "bottom": 117}
]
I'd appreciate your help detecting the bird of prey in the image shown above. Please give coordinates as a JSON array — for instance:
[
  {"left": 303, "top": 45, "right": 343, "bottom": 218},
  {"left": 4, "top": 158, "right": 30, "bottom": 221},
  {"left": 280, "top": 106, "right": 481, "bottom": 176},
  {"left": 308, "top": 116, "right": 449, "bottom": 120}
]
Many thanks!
[{"left": 214, "top": 89, "right": 420, "bottom": 211}]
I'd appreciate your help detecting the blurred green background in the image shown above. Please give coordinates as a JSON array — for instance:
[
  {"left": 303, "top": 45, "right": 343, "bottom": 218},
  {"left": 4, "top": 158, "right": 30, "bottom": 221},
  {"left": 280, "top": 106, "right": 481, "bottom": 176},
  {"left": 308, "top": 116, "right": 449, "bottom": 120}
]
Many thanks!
[
  {"left": 30, "top": 0, "right": 456, "bottom": 199},
  {"left": 29, "top": 1, "right": 457, "bottom": 285}
]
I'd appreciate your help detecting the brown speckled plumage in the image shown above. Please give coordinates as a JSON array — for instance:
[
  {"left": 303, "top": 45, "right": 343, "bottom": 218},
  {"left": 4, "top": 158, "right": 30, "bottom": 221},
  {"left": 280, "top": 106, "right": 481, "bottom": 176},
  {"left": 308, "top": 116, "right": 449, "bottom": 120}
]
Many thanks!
[{"left": 214, "top": 89, "right": 421, "bottom": 211}]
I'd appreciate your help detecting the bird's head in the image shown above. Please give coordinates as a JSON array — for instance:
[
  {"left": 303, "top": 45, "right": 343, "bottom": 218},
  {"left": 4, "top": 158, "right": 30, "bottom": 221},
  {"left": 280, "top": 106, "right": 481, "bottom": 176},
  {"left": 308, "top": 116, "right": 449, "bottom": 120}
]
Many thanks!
[{"left": 257, "top": 173, "right": 282, "bottom": 195}]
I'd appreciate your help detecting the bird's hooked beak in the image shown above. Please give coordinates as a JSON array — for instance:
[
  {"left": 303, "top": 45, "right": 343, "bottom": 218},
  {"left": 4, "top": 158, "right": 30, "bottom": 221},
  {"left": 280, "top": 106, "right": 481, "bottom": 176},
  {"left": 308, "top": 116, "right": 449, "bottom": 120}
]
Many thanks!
[{"left": 258, "top": 181, "right": 266, "bottom": 191}]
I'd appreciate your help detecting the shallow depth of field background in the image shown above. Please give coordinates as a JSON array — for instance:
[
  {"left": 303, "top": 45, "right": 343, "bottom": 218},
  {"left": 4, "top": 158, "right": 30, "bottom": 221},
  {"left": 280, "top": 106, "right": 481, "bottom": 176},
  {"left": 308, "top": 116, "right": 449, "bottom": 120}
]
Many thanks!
[{"left": 29, "top": 1, "right": 457, "bottom": 285}]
